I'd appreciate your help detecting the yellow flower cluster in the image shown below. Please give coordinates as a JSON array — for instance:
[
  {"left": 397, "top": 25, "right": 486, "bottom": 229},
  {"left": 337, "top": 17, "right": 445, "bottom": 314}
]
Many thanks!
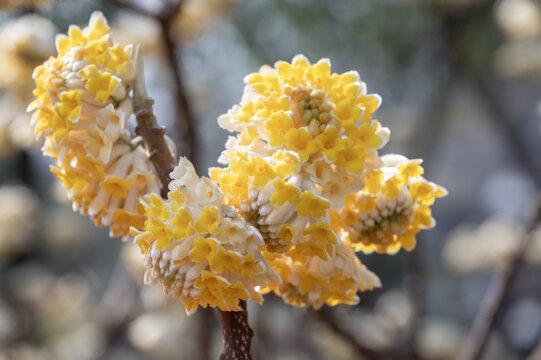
[
  {"left": 28, "top": 12, "right": 161, "bottom": 238},
  {"left": 262, "top": 241, "right": 380, "bottom": 309},
  {"left": 28, "top": 15, "right": 448, "bottom": 315},
  {"left": 210, "top": 150, "right": 339, "bottom": 262},
  {"left": 208, "top": 56, "right": 397, "bottom": 308},
  {"left": 132, "top": 158, "right": 280, "bottom": 315},
  {"left": 218, "top": 55, "right": 388, "bottom": 178},
  {"left": 213, "top": 56, "right": 390, "bottom": 255},
  {"left": 0, "top": 14, "right": 56, "bottom": 99},
  {"left": 211, "top": 56, "right": 448, "bottom": 308},
  {"left": 335, "top": 154, "right": 447, "bottom": 254}
]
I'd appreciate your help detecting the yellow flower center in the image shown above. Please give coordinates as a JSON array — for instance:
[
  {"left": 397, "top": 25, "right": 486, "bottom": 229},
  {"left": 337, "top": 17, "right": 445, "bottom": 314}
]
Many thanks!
[{"left": 289, "top": 88, "right": 334, "bottom": 130}]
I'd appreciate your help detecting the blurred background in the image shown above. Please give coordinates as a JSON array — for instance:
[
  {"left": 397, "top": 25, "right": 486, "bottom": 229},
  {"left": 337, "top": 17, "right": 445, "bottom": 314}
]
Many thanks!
[{"left": 0, "top": 0, "right": 540, "bottom": 359}]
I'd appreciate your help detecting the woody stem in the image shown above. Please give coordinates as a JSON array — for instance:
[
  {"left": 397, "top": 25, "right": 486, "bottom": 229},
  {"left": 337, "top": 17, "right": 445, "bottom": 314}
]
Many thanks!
[{"left": 219, "top": 300, "right": 254, "bottom": 360}]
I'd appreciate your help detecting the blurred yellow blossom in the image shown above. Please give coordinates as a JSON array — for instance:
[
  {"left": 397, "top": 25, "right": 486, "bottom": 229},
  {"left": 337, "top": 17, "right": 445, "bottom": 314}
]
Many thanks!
[
  {"left": 171, "top": 0, "right": 241, "bottom": 42},
  {"left": 0, "top": 0, "right": 63, "bottom": 10},
  {"left": 443, "top": 217, "right": 541, "bottom": 274},
  {"left": 0, "top": 185, "right": 38, "bottom": 258},
  {"left": 0, "top": 15, "right": 57, "bottom": 156},
  {"left": 494, "top": 0, "right": 541, "bottom": 79}
]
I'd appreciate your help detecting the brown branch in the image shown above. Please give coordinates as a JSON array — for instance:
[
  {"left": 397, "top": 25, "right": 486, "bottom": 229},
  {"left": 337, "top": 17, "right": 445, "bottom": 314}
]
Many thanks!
[
  {"left": 134, "top": 109, "right": 175, "bottom": 197},
  {"left": 219, "top": 300, "right": 254, "bottom": 360},
  {"left": 133, "top": 48, "right": 176, "bottom": 197},
  {"left": 106, "top": 0, "right": 197, "bottom": 164},
  {"left": 459, "top": 195, "right": 541, "bottom": 360},
  {"left": 133, "top": 31, "right": 252, "bottom": 360},
  {"left": 118, "top": 3, "right": 250, "bottom": 357}
]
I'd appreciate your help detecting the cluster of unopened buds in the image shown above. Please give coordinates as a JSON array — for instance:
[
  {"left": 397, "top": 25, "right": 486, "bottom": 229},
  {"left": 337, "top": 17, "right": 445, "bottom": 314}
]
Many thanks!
[{"left": 29, "top": 12, "right": 446, "bottom": 315}]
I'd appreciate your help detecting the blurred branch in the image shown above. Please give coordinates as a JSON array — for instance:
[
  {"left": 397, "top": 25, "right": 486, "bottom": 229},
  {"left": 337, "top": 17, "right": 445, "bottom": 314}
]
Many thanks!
[
  {"left": 526, "top": 336, "right": 541, "bottom": 360},
  {"left": 158, "top": 15, "right": 197, "bottom": 164},
  {"left": 438, "top": 8, "right": 541, "bottom": 359},
  {"left": 441, "top": 11, "right": 541, "bottom": 188},
  {"left": 106, "top": 0, "right": 198, "bottom": 165},
  {"left": 459, "top": 195, "right": 541, "bottom": 360},
  {"left": 98, "top": 258, "right": 138, "bottom": 348},
  {"left": 311, "top": 308, "right": 386, "bottom": 360},
  {"left": 470, "top": 77, "right": 541, "bottom": 188},
  {"left": 311, "top": 308, "right": 422, "bottom": 360}
]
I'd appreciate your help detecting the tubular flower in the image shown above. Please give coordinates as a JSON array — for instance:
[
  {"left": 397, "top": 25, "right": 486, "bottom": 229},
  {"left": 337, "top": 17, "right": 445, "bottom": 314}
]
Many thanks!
[
  {"left": 133, "top": 158, "right": 280, "bottom": 315},
  {"left": 334, "top": 154, "right": 447, "bottom": 254},
  {"left": 213, "top": 56, "right": 390, "bottom": 254},
  {"left": 218, "top": 55, "right": 389, "bottom": 183},
  {"left": 261, "top": 240, "right": 380, "bottom": 309},
  {"left": 211, "top": 150, "right": 337, "bottom": 257},
  {"left": 27, "top": 12, "right": 162, "bottom": 238}
]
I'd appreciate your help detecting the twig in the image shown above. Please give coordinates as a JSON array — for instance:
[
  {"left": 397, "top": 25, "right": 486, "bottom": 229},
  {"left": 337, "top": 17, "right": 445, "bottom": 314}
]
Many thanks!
[
  {"left": 459, "top": 195, "right": 541, "bottom": 360},
  {"left": 106, "top": 0, "right": 197, "bottom": 164},
  {"left": 132, "top": 25, "right": 252, "bottom": 360},
  {"left": 133, "top": 48, "right": 176, "bottom": 197},
  {"left": 219, "top": 300, "right": 254, "bottom": 360}
]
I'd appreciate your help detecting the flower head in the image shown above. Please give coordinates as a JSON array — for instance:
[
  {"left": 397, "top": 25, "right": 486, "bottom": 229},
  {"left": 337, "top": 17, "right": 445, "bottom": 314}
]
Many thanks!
[
  {"left": 28, "top": 12, "right": 163, "bottom": 238},
  {"left": 335, "top": 154, "right": 447, "bottom": 254},
  {"left": 213, "top": 56, "right": 391, "bottom": 257},
  {"left": 262, "top": 240, "right": 380, "bottom": 309},
  {"left": 133, "top": 158, "right": 280, "bottom": 315},
  {"left": 218, "top": 55, "right": 389, "bottom": 178},
  {"left": 0, "top": 185, "right": 39, "bottom": 258}
]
